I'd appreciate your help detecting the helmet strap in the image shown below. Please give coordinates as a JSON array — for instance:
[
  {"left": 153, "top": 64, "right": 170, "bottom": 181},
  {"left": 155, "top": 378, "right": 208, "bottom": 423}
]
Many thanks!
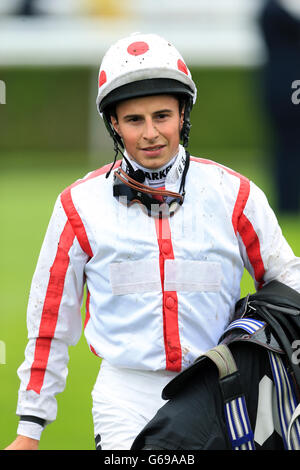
[
  {"left": 180, "top": 96, "right": 193, "bottom": 148},
  {"left": 104, "top": 112, "right": 136, "bottom": 179}
]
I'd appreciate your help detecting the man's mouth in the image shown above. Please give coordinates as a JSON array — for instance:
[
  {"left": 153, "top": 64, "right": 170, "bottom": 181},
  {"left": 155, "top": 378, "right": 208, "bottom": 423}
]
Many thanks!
[{"left": 141, "top": 145, "right": 165, "bottom": 151}]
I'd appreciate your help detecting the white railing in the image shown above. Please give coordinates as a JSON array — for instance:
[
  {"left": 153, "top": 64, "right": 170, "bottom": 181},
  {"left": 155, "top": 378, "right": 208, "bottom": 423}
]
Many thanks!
[{"left": 0, "top": 0, "right": 266, "bottom": 67}]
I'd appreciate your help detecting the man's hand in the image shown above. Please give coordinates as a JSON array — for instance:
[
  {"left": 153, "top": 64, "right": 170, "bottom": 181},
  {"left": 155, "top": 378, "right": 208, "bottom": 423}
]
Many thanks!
[{"left": 5, "top": 435, "right": 39, "bottom": 450}]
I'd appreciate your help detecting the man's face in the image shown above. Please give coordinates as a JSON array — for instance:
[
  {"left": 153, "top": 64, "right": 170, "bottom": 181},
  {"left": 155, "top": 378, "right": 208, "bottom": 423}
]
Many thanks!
[{"left": 111, "top": 94, "right": 184, "bottom": 169}]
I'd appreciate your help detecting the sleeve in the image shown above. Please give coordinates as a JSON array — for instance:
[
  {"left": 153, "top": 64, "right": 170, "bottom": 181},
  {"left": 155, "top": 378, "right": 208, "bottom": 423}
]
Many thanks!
[
  {"left": 16, "top": 195, "right": 90, "bottom": 437},
  {"left": 237, "top": 181, "right": 300, "bottom": 293}
]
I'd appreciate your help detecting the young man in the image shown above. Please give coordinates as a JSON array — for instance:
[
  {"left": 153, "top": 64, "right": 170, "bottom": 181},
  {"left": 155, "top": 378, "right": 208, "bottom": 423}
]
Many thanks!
[{"left": 6, "top": 33, "right": 300, "bottom": 450}]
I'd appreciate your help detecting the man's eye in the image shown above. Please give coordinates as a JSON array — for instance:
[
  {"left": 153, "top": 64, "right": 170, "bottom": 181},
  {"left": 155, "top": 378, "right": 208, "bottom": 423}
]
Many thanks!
[{"left": 128, "top": 116, "right": 141, "bottom": 122}]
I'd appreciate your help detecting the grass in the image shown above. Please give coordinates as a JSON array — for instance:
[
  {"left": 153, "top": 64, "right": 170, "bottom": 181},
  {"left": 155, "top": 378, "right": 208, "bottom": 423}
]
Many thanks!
[
  {"left": 0, "top": 150, "right": 299, "bottom": 450},
  {"left": 0, "top": 154, "right": 99, "bottom": 450}
]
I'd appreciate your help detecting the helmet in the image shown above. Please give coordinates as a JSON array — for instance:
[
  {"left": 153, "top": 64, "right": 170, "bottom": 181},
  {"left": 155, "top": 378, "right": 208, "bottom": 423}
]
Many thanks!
[
  {"left": 96, "top": 33, "right": 197, "bottom": 215},
  {"left": 96, "top": 33, "right": 197, "bottom": 151},
  {"left": 96, "top": 32, "right": 197, "bottom": 115}
]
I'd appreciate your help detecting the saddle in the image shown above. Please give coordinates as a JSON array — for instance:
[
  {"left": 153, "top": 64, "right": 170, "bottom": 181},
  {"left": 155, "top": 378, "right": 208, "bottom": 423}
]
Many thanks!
[{"left": 162, "top": 280, "right": 300, "bottom": 450}]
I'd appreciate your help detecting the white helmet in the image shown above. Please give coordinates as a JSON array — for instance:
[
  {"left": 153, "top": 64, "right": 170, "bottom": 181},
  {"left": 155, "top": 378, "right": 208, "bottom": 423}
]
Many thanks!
[
  {"left": 96, "top": 33, "right": 197, "bottom": 213},
  {"left": 96, "top": 32, "right": 197, "bottom": 117}
]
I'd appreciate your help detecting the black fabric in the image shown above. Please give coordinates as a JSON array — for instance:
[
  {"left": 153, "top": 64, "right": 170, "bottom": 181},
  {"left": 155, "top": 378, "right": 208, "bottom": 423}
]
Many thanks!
[
  {"left": 131, "top": 343, "right": 284, "bottom": 450},
  {"left": 219, "top": 371, "right": 243, "bottom": 403},
  {"left": 246, "top": 279, "right": 300, "bottom": 310},
  {"left": 95, "top": 434, "right": 102, "bottom": 450},
  {"left": 99, "top": 79, "right": 194, "bottom": 113},
  {"left": 19, "top": 415, "right": 46, "bottom": 427}
]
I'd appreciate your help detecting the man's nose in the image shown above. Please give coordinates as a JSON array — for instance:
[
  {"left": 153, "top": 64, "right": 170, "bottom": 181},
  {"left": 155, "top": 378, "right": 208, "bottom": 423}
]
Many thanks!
[{"left": 142, "top": 118, "right": 159, "bottom": 141}]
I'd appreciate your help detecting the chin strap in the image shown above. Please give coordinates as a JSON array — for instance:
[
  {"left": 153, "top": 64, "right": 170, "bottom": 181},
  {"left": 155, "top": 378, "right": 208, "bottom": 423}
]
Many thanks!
[{"left": 105, "top": 139, "right": 126, "bottom": 179}]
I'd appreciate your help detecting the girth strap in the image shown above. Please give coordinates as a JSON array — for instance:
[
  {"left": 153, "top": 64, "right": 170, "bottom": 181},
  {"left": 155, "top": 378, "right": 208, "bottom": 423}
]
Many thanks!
[{"left": 201, "top": 344, "right": 255, "bottom": 450}]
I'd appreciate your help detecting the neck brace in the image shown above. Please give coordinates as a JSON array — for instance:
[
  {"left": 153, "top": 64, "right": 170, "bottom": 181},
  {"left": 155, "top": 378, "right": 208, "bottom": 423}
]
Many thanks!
[
  {"left": 123, "top": 154, "right": 178, "bottom": 189},
  {"left": 114, "top": 146, "right": 189, "bottom": 218}
]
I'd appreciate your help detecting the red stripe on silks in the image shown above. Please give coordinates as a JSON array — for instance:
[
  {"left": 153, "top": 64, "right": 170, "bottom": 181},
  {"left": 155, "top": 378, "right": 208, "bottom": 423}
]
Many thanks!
[
  {"left": 84, "top": 290, "right": 90, "bottom": 330},
  {"left": 26, "top": 221, "right": 75, "bottom": 394},
  {"left": 232, "top": 178, "right": 250, "bottom": 235},
  {"left": 60, "top": 161, "right": 122, "bottom": 258},
  {"left": 60, "top": 188, "right": 93, "bottom": 258},
  {"left": 231, "top": 178, "right": 265, "bottom": 285},
  {"left": 155, "top": 217, "right": 181, "bottom": 372},
  {"left": 237, "top": 212, "right": 265, "bottom": 288},
  {"left": 90, "top": 344, "right": 100, "bottom": 357}
]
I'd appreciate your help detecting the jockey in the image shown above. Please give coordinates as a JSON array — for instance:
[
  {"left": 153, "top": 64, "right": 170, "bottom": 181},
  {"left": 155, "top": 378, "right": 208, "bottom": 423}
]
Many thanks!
[{"left": 6, "top": 33, "right": 300, "bottom": 450}]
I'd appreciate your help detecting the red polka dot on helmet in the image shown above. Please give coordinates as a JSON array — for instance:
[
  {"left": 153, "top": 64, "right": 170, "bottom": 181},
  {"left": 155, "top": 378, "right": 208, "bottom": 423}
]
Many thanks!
[
  {"left": 177, "top": 59, "right": 188, "bottom": 76},
  {"left": 99, "top": 70, "right": 107, "bottom": 87},
  {"left": 127, "top": 41, "right": 149, "bottom": 56}
]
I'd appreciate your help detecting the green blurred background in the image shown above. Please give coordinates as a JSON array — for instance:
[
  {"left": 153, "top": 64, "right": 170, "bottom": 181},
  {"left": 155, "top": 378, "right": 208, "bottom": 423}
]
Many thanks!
[{"left": 0, "top": 59, "right": 299, "bottom": 450}]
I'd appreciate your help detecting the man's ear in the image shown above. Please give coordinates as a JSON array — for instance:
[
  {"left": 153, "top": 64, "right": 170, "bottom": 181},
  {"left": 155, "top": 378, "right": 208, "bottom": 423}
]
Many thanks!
[
  {"left": 179, "top": 105, "right": 185, "bottom": 131},
  {"left": 110, "top": 115, "right": 121, "bottom": 137}
]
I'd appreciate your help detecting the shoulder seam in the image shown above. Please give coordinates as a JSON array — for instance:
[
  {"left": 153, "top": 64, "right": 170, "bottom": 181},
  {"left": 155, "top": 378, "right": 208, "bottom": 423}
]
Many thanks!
[
  {"left": 190, "top": 156, "right": 249, "bottom": 182},
  {"left": 63, "top": 160, "right": 122, "bottom": 193}
]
